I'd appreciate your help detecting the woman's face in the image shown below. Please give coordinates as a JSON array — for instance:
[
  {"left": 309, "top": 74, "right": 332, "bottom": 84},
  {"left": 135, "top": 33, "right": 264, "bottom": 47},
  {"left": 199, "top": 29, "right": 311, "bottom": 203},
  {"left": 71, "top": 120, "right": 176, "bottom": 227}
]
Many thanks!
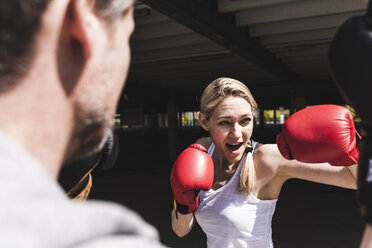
[{"left": 202, "top": 96, "right": 254, "bottom": 164}]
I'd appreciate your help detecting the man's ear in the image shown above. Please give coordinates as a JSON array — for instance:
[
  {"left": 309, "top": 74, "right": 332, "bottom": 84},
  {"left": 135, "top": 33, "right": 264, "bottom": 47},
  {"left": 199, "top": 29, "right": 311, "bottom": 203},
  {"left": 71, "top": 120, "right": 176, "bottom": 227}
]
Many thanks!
[
  {"left": 199, "top": 112, "right": 210, "bottom": 131},
  {"left": 57, "top": 0, "right": 97, "bottom": 95},
  {"left": 66, "top": 0, "right": 94, "bottom": 59}
]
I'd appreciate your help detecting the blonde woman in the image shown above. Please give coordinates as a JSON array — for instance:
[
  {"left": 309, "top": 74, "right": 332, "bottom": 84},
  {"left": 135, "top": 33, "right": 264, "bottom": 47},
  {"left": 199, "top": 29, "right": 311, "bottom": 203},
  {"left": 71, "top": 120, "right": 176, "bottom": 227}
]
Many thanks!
[{"left": 170, "top": 77, "right": 358, "bottom": 247}]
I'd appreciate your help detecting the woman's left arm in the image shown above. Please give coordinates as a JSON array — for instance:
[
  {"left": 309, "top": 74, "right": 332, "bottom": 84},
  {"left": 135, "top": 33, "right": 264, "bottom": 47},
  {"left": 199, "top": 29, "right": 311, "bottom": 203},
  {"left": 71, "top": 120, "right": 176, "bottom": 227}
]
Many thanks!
[{"left": 264, "top": 144, "right": 358, "bottom": 189}]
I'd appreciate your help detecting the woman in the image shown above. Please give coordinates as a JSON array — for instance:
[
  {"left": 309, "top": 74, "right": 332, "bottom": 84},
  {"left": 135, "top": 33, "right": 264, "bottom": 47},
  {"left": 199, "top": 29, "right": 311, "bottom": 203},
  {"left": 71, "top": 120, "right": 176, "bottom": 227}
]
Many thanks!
[{"left": 171, "top": 77, "right": 358, "bottom": 247}]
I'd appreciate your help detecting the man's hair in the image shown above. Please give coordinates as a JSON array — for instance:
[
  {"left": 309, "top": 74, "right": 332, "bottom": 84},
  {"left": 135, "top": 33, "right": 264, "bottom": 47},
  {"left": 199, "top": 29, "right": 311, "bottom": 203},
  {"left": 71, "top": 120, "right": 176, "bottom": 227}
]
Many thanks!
[{"left": 0, "top": 0, "right": 133, "bottom": 92}]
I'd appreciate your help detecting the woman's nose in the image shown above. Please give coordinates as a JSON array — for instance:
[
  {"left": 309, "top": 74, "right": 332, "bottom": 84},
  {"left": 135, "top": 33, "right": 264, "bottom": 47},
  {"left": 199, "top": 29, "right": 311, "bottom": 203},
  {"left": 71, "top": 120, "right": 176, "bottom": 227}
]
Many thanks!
[{"left": 229, "top": 123, "right": 242, "bottom": 138}]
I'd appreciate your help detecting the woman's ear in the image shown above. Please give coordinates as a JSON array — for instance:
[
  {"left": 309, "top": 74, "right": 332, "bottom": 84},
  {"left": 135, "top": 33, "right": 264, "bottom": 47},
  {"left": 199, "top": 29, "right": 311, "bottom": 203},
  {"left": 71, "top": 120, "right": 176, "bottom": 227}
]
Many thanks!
[{"left": 199, "top": 112, "right": 210, "bottom": 131}]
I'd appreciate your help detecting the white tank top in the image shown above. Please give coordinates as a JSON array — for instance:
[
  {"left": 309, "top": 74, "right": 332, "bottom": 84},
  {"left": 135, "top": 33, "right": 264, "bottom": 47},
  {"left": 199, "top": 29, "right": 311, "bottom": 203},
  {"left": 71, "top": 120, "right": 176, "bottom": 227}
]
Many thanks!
[{"left": 194, "top": 142, "right": 278, "bottom": 248}]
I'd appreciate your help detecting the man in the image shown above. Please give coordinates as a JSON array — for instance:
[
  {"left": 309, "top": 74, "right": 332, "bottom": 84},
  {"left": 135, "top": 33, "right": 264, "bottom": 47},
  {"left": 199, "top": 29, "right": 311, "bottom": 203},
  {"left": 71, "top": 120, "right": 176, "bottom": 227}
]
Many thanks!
[
  {"left": 0, "top": 0, "right": 164, "bottom": 247},
  {"left": 329, "top": 0, "right": 372, "bottom": 247}
]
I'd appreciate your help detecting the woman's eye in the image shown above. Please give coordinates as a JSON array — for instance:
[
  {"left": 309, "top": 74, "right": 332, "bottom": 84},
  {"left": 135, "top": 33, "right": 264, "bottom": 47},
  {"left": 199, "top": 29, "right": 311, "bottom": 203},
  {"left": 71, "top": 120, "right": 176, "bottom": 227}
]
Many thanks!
[
  {"left": 241, "top": 118, "right": 252, "bottom": 124},
  {"left": 218, "top": 120, "right": 229, "bottom": 125}
]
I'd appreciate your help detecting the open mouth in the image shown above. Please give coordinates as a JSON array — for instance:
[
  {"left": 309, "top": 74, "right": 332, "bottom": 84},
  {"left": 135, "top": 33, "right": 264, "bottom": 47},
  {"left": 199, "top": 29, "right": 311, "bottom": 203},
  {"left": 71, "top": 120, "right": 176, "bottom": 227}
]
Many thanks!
[{"left": 226, "top": 142, "right": 243, "bottom": 151}]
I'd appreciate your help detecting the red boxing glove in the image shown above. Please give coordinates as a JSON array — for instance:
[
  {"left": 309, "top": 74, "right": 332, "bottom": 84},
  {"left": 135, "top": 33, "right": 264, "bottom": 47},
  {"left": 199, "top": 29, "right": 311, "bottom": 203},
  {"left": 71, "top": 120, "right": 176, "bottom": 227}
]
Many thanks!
[
  {"left": 277, "top": 104, "right": 360, "bottom": 166},
  {"left": 170, "top": 144, "right": 214, "bottom": 215}
]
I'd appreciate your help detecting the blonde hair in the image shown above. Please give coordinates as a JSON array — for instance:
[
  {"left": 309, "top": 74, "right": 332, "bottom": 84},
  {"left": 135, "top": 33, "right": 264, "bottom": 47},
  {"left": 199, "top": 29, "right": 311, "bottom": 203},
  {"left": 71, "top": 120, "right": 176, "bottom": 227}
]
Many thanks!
[{"left": 200, "top": 77, "right": 257, "bottom": 196}]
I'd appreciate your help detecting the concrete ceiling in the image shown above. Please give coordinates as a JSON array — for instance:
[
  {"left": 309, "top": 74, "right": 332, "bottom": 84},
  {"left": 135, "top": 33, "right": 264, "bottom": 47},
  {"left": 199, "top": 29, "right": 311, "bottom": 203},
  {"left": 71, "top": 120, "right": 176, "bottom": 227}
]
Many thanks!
[{"left": 127, "top": 0, "right": 367, "bottom": 96}]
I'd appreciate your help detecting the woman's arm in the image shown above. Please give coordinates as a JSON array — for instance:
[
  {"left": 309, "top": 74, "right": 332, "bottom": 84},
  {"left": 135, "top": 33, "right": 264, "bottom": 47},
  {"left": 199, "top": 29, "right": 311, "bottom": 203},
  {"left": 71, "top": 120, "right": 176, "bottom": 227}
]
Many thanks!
[
  {"left": 171, "top": 209, "right": 195, "bottom": 237},
  {"left": 170, "top": 136, "right": 212, "bottom": 237},
  {"left": 348, "top": 163, "right": 358, "bottom": 181},
  {"left": 361, "top": 224, "right": 372, "bottom": 248},
  {"left": 261, "top": 144, "right": 357, "bottom": 189}
]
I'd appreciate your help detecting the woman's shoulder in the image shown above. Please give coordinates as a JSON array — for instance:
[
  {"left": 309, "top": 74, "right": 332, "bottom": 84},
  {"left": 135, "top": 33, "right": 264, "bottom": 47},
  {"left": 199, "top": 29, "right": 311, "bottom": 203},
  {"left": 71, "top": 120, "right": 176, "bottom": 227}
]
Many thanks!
[
  {"left": 195, "top": 137, "right": 212, "bottom": 150},
  {"left": 254, "top": 143, "right": 284, "bottom": 167},
  {"left": 255, "top": 143, "right": 276, "bottom": 154},
  {"left": 254, "top": 143, "right": 290, "bottom": 198}
]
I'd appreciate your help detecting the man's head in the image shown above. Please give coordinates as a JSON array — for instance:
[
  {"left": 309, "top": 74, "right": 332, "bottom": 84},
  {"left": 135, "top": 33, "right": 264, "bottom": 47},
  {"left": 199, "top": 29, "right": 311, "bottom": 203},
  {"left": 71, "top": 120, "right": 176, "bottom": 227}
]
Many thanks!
[
  {"left": 0, "top": 0, "right": 134, "bottom": 168},
  {"left": 61, "top": 0, "right": 135, "bottom": 162},
  {"left": 0, "top": 0, "right": 133, "bottom": 92}
]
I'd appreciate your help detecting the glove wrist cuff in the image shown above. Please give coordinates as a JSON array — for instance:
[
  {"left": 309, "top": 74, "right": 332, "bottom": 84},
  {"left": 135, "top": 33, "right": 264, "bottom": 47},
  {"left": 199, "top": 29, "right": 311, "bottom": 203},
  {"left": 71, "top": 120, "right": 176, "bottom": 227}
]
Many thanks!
[{"left": 174, "top": 199, "right": 190, "bottom": 215}]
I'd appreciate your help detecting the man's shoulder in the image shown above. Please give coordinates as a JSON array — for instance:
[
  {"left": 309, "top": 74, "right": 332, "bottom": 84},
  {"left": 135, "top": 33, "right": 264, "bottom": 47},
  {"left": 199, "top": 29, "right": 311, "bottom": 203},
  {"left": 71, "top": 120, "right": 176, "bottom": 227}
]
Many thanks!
[
  {"left": 69, "top": 200, "right": 167, "bottom": 247},
  {"left": 75, "top": 235, "right": 167, "bottom": 248},
  {"left": 0, "top": 196, "right": 166, "bottom": 247}
]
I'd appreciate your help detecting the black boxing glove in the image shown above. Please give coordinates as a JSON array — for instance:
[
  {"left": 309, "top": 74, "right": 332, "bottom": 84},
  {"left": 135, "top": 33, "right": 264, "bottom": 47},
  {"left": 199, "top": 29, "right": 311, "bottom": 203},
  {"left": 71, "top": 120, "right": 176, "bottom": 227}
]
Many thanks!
[
  {"left": 98, "top": 130, "right": 119, "bottom": 170},
  {"left": 329, "top": 1, "right": 372, "bottom": 224},
  {"left": 59, "top": 130, "right": 119, "bottom": 193},
  {"left": 329, "top": 2, "right": 372, "bottom": 126},
  {"left": 358, "top": 134, "right": 372, "bottom": 223}
]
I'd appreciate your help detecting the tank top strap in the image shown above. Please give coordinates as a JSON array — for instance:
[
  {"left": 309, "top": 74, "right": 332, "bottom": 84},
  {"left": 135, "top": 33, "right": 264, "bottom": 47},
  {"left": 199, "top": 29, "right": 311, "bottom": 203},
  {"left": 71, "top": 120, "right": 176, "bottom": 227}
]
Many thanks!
[
  {"left": 251, "top": 140, "right": 259, "bottom": 154},
  {"left": 207, "top": 142, "right": 215, "bottom": 156}
]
